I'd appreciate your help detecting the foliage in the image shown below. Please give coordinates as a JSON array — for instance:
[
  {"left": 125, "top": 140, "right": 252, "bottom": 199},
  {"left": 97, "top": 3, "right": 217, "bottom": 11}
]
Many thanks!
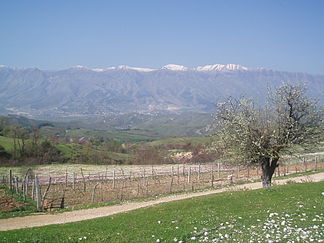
[{"left": 0, "top": 145, "right": 11, "bottom": 159}]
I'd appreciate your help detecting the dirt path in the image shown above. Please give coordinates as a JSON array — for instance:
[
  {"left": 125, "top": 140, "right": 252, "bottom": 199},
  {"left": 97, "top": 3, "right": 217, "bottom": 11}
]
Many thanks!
[{"left": 1, "top": 172, "right": 323, "bottom": 231}]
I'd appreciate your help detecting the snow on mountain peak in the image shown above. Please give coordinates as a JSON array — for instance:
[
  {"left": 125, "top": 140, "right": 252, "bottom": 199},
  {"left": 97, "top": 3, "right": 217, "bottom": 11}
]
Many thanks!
[
  {"left": 72, "top": 65, "right": 89, "bottom": 69},
  {"left": 92, "top": 65, "right": 155, "bottom": 72},
  {"left": 66, "top": 64, "right": 253, "bottom": 72},
  {"left": 195, "top": 64, "right": 249, "bottom": 72},
  {"left": 162, "top": 64, "right": 189, "bottom": 71}
]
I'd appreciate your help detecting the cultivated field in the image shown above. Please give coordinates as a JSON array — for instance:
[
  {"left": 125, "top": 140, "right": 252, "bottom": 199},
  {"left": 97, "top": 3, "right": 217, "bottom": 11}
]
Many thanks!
[{"left": 1, "top": 153, "right": 323, "bottom": 209}]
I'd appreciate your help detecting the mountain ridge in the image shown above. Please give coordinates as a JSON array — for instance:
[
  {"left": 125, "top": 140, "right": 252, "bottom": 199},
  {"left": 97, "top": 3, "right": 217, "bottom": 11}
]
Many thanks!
[
  {"left": 0, "top": 64, "right": 323, "bottom": 119},
  {"left": 0, "top": 63, "right": 262, "bottom": 73}
]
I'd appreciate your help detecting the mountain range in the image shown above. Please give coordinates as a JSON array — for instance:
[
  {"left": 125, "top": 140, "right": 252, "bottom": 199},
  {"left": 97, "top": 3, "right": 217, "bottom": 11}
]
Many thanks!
[{"left": 0, "top": 64, "right": 323, "bottom": 119}]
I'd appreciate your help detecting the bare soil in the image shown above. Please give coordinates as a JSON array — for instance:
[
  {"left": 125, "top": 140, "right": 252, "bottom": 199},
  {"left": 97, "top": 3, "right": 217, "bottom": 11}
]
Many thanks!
[{"left": 0, "top": 190, "right": 25, "bottom": 212}]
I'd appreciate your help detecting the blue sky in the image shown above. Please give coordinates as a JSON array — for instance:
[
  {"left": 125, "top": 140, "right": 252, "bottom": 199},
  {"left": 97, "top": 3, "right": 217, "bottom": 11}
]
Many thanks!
[{"left": 1, "top": 0, "right": 323, "bottom": 74}]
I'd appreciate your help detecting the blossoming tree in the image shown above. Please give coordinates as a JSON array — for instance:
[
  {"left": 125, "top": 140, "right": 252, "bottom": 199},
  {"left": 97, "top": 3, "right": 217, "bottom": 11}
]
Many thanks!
[{"left": 214, "top": 83, "right": 323, "bottom": 187}]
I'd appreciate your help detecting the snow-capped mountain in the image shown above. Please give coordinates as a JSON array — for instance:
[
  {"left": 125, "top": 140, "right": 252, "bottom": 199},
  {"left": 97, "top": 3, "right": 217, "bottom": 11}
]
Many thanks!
[
  {"left": 63, "top": 63, "right": 253, "bottom": 73},
  {"left": 0, "top": 64, "right": 323, "bottom": 118}
]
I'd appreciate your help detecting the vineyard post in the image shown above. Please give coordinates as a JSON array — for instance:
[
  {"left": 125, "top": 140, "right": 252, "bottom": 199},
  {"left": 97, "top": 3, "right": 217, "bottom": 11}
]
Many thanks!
[
  {"left": 81, "top": 168, "right": 86, "bottom": 192},
  {"left": 22, "top": 179, "right": 26, "bottom": 201},
  {"left": 35, "top": 175, "right": 42, "bottom": 211},
  {"left": 236, "top": 166, "right": 240, "bottom": 179},
  {"left": 105, "top": 167, "right": 108, "bottom": 180},
  {"left": 247, "top": 166, "right": 250, "bottom": 179},
  {"left": 211, "top": 164, "right": 214, "bottom": 187},
  {"left": 315, "top": 156, "right": 318, "bottom": 171},
  {"left": 177, "top": 164, "right": 180, "bottom": 184},
  {"left": 9, "top": 169, "right": 13, "bottom": 191},
  {"left": 198, "top": 164, "right": 201, "bottom": 182},
  {"left": 187, "top": 167, "right": 191, "bottom": 184},
  {"left": 229, "top": 174, "right": 233, "bottom": 185},
  {"left": 15, "top": 176, "right": 19, "bottom": 193},
  {"left": 169, "top": 174, "right": 174, "bottom": 193},
  {"left": 143, "top": 168, "right": 147, "bottom": 188},
  {"left": 73, "top": 172, "right": 76, "bottom": 190},
  {"left": 286, "top": 163, "right": 289, "bottom": 175},
  {"left": 256, "top": 166, "right": 259, "bottom": 177},
  {"left": 303, "top": 157, "right": 307, "bottom": 172},
  {"left": 217, "top": 162, "right": 220, "bottom": 179},
  {"left": 24, "top": 170, "right": 30, "bottom": 199},
  {"left": 65, "top": 169, "right": 68, "bottom": 187},
  {"left": 145, "top": 175, "right": 149, "bottom": 197},
  {"left": 91, "top": 183, "right": 100, "bottom": 203},
  {"left": 182, "top": 163, "right": 185, "bottom": 176},
  {"left": 42, "top": 177, "right": 52, "bottom": 206},
  {"left": 295, "top": 165, "right": 298, "bottom": 174},
  {"left": 100, "top": 183, "right": 104, "bottom": 202},
  {"left": 32, "top": 178, "right": 35, "bottom": 200},
  {"left": 60, "top": 189, "right": 65, "bottom": 209},
  {"left": 113, "top": 170, "right": 116, "bottom": 189}
]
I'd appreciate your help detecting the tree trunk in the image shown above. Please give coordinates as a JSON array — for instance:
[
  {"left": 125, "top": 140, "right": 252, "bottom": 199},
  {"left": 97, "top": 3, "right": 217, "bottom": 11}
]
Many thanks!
[{"left": 261, "top": 157, "right": 279, "bottom": 188}]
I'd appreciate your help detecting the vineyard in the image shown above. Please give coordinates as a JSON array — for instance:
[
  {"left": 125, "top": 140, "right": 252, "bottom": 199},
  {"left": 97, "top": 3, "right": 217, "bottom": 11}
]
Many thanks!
[{"left": 1, "top": 154, "right": 323, "bottom": 211}]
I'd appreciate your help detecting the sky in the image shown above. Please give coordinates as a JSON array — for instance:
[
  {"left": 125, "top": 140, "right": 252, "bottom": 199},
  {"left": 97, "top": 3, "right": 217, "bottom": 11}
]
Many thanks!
[{"left": 0, "top": 0, "right": 324, "bottom": 74}]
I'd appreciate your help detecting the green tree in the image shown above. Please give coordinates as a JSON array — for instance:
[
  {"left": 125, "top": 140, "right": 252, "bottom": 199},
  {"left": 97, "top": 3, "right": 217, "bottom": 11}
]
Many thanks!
[{"left": 214, "top": 83, "right": 323, "bottom": 187}]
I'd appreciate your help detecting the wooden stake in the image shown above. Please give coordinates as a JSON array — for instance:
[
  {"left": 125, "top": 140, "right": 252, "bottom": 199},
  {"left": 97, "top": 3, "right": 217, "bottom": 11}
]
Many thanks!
[
  {"left": 187, "top": 167, "right": 191, "bottom": 184},
  {"left": 73, "top": 172, "right": 76, "bottom": 190},
  {"left": 177, "top": 164, "right": 180, "bottom": 184},
  {"left": 65, "top": 170, "right": 68, "bottom": 187},
  {"left": 35, "top": 175, "right": 42, "bottom": 211},
  {"left": 42, "top": 177, "right": 52, "bottom": 205},
  {"left": 303, "top": 157, "right": 307, "bottom": 172},
  {"left": 9, "top": 170, "right": 13, "bottom": 191},
  {"left": 182, "top": 164, "right": 185, "bottom": 176},
  {"left": 211, "top": 168, "right": 214, "bottom": 187},
  {"left": 81, "top": 168, "right": 86, "bottom": 192},
  {"left": 198, "top": 164, "right": 201, "bottom": 182},
  {"left": 113, "top": 170, "right": 116, "bottom": 189},
  {"left": 15, "top": 177, "right": 19, "bottom": 193},
  {"left": 91, "top": 183, "right": 100, "bottom": 203},
  {"left": 169, "top": 175, "right": 174, "bottom": 193},
  {"left": 32, "top": 178, "right": 35, "bottom": 200}
]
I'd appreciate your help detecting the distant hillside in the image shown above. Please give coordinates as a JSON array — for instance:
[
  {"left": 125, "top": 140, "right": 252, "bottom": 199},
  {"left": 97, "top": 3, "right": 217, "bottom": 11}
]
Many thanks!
[{"left": 1, "top": 64, "right": 323, "bottom": 118}]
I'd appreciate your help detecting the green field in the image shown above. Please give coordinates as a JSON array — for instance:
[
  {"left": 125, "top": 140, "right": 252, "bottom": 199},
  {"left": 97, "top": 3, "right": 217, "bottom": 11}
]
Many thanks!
[
  {"left": 0, "top": 181, "right": 323, "bottom": 242},
  {"left": 0, "top": 136, "right": 15, "bottom": 152}
]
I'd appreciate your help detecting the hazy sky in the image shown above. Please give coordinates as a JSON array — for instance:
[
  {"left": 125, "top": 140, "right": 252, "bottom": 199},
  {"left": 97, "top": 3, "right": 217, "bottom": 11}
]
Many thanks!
[{"left": 1, "top": 0, "right": 323, "bottom": 74}]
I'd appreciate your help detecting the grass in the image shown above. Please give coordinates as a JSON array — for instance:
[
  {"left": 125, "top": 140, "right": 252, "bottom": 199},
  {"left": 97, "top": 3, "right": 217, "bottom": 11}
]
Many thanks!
[
  {"left": 0, "top": 136, "right": 15, "bottom": 152},
  {"left": 145, "top": 136, "right": 212, "bottom": 147},
  {"left": 0, "top": 180, "right": 323, "bottom": 242}
]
